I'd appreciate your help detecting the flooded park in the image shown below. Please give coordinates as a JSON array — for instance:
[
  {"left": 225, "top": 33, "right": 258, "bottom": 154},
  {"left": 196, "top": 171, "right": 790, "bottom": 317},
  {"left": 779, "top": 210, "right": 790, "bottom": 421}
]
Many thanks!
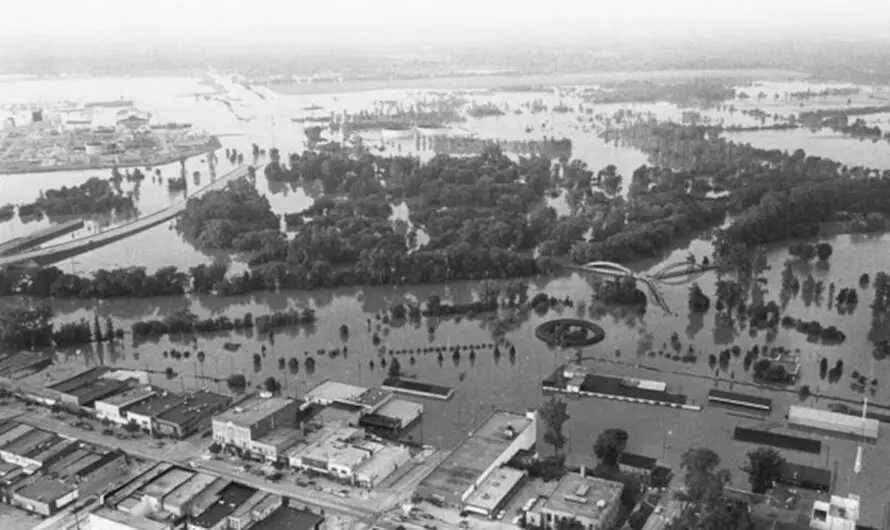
[{"left": 4, "top": 69, "right": 890, "bottom": 523}]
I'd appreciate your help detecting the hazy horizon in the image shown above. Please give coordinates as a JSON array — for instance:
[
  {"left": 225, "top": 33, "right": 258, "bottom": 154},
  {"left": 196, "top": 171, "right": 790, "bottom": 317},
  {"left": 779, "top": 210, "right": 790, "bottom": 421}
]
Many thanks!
[{"left": 5, "top": 0, "right": 890, "bottom": 52}]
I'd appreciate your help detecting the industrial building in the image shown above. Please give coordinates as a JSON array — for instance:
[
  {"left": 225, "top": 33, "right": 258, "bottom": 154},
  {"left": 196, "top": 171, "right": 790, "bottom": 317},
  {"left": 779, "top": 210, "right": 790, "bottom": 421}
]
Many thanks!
[
  {"left": 46, "top": 367, "right": 136, "bottom": 407},
  {"left": 211, "top": 394, "right": 301, "bottom": 450},
  {"left": 154, "top": 391, "right": 232, "bottom": 439},
  {"left": 189, "top": 482, "right": 257, "bottom": 530},
  {"left": 359, "top": 398, "right": 424, "bottom": 432},
  {"left": 249, "top": 429, "right": 303, "bottom": 462},
  {"left": 354, "top": 444, "right": 412, "bottom": 489},
  {"left": 788, "top": 405, "right": 880, "bottom": 441},
  {"left": 90, "top": 508, "right": 174, "bottom": 530},
  {"left": 11, "top": 477, "right": 79, "bottom": 516},
  {"left": 125, "top": 393, "right": 187, "bottom": 434},
  {"left": 463, "top": 467, "right": 529, "bottom": 518},
  {"left": 525, "top": 473, "right": 624, "bottom": 530},
  {"left": 415, "top": 409, "right": 537, "bottom": 508},
  {"left": 162, "top": 473, "right": 219, "bottom": 517},
  {"left": 95, "top": 387, "right": 158, "bottom": 425},
  {"left": 304, "top": 382, "right": 393, "bottom": 413}
]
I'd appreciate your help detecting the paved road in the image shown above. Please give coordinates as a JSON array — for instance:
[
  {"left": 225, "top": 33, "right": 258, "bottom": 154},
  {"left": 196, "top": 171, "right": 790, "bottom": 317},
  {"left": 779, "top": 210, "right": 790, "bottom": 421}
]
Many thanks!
[{"left": 0, "top": 164, "right": 258, "bottom": 269}]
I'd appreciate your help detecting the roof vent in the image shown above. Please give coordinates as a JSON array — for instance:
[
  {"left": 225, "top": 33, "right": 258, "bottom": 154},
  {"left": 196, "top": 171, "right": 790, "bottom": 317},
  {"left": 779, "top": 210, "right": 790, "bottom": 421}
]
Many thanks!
[
  {"left": 596, "top": 500, "right": 607, "bottom": 509},
  {"left": 564, "top": 495, "right": 588, "bottom": 505}
]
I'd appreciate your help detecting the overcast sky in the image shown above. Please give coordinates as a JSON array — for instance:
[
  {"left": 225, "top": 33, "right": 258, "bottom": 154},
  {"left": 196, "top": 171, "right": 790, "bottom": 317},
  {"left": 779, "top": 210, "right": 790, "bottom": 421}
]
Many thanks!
[{"left": 6, "top": 0, "right": 890, "bottom": 48}]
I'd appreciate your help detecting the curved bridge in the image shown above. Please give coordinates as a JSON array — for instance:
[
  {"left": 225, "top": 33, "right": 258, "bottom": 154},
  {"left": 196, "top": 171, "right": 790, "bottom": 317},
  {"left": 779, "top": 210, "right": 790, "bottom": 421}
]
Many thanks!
[
  {"left": 0, "top": 164, "right": 260, "bottom": 270},
  {"left": 571, "top": 260, "right": 719, "bottom": 315}
]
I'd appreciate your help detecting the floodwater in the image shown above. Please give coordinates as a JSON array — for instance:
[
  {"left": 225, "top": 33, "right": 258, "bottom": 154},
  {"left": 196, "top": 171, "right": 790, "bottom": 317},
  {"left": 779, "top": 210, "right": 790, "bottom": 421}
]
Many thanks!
[
  {"left": 725, "top": 128, "right": 890, "bottom": 170},
  {"left": 3, "top": 75, "right": 890, "bottom": 523}
]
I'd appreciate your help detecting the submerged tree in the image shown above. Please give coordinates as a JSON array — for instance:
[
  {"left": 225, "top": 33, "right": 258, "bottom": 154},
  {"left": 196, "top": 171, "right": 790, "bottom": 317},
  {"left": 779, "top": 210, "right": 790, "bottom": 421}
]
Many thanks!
[
  {"left": 539, "top": 397, "right": 570, "bottom": 456},
  {"left": 742, "top": 447, "right": 786, "bottom": 494},
  {"left": 593, "top": 428, "right": 629, "bottom": 470}
]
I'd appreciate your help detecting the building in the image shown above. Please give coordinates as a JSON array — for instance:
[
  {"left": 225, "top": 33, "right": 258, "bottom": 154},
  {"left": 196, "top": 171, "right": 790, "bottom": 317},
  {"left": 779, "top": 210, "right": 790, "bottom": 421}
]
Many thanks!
[
  {"left": 249, "top": 429, "right": 303, "bottom": 462},
  {"left": 0, "top": 428, "right": 65, "bottom": 468},
  {"left": 89, "top": 507, "right": 174, "bottom": 530},
  {"left": 463, "top": 467, "right": 528, "bottom": 518},
  {"left": 788, "top": 406, "right": 879, "bottom": 441},
  {"left": 250, "top": 505, "right": 326, "bottom": 530},
  {"left": 354, "top": 444, "right": 412, "bottom": 489},
  {"left": 525, "top": 473, "right": 624, "bottom": 530},
  {"left": 140, "top": 468, "right": 196, "bottom": 510},
  {"left": 227, "top": 490, "right": 275, "bottom": 530},
  {"left": 46, "top": 367, "right": 135, "bottom": 407},
  {"left": 617, "top": 452, "right": 658, "bottom": 478},
  {"left": 212, "top": 395, "right": 300, "bottom": 450},
  {"left": 187, "top": 478, "right": 230, "bottom": 519},
  {"left": 162, "top": 473, "right": 219, "bottom": 517},
  {"left": 125, "top": 393, "right": 187, "bottom": 434},
  {"left": 305, "top": 382, "right": 394, "bottom": 414},
  {"left": 11, "top": 477, "right": 79, "bottom": 516},
  {"left": 415, "top": 409, "right": 537, "bottom": 507},
  {"left": 155, "top": 391, "right": 232, "bottom": 439},
  {"left": 3, "top": 436, "right": 78, "bottom": 469},
  {"left": 289, "top": 427, "right": 374, "bottom": 483},
  {"left": 810, "top": 494, "right": 860, "bottom": 530},
  {"left": 96, "top": 387, "right": 157, "bottom": 425},
  {"left": 189, "top": 482, "right": 257, "bottom": 530},
  {"left": 359, "top": 398, "right": 424, "bottom": 432}
]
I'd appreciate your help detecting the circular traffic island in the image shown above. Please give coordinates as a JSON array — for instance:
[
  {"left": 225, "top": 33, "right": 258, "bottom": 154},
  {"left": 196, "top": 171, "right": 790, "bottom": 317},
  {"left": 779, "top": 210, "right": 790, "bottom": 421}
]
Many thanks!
[{"left": 535, "top": 319, "right": 606, "bottom": 347}]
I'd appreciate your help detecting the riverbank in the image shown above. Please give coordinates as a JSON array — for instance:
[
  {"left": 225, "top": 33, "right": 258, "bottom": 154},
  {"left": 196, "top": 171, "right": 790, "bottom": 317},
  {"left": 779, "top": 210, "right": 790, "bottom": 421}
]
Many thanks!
[
  {"left": 266, "top": 69, "right": 810, "bottom": 96},
  {"left": 0, "top": 141, "right": 221, "bottom": 175}
]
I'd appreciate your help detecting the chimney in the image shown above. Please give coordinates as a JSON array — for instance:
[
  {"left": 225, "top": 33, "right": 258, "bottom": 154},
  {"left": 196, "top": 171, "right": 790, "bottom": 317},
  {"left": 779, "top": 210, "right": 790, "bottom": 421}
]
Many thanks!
[{"left": 580, "top": 464, "right": 587, "bottom": 477}]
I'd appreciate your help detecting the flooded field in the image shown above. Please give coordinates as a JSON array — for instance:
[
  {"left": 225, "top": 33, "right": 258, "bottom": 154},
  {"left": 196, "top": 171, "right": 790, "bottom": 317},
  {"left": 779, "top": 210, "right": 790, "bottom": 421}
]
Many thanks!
[{"left": 3, "top": 74, "right": 890, "bottom": 524}]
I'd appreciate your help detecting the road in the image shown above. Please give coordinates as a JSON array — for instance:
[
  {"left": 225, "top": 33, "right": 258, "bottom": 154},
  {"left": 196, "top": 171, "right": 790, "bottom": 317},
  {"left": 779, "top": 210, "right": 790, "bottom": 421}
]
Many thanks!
[{"left": 0, "top": 163, "right": 258, "bottom": 269}]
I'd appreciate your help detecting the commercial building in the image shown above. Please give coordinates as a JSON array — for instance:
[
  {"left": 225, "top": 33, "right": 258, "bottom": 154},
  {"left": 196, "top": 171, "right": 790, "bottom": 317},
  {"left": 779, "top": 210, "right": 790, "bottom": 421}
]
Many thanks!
[
  {"left": 250, "top": 505, "right": 326, "bottom": 530},
  {"left": 125, "top": 393, "right": 187, "bottom": 434},
  {"left": 416, "top": 409, "right": 537, "bottom": 507},
  {"left": 189, "top": 482, "right": 257, "bottom": 530},
  {"left": 810, "top": 494, "right": 860, "bottom": 530},
  {"left": 212, "top": 395, "right": 300, "bottom": 450},
  {"left": 359, "top": 398, "right": 424, "bottom": 432},
  {"left": 162, "top": 473, "right": 219, "bottom": 517},
  {"left": 11, "top": 477, "right": 78, "bottom": 516},
  {"left": 140, "top": 468, "right": 196, "bottom": 509},
  {"left": 187, "top": 478, "right": 230, "bottom": 519},
  {"left": 3, "top": 436, "right": 78, "bottom": 469},
  {"left": 46, "top": 367, "right": 136, "bottom": 407},
  {"left": 95, "top": 387, "right": 157, "bottom": 425},
  {"left": 227, "top": 490, "right": 278, "bottom": 530},
  {"left": 354, "top": 444, "right": 412, "bottom": 489},
  {"left": 0, "top": 428, "right": 62, "bottom": 467},
  {"left": 304, "top": 382, "right": 394, "bottom": 414},
  {"left": 249, "top": 429, "right": 303, "bottom": 462},
  {"left": 525, "top": 473, "right": 624, "bottom": 530},
  {"left": 463, "top": 466, "right": 528, "bottom": 518},
  {"left": 155, "top": 391, "right": 232, "bottom": 439},
  {"left": 89, "top": 507, "right": 174, "bottom": 530}
]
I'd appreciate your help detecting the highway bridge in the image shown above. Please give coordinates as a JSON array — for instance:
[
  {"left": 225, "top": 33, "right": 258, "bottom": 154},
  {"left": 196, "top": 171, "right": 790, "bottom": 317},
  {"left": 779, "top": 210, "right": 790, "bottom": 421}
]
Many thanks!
[{"left": 0, "top": 164, "right": 258, "bottom": 270}]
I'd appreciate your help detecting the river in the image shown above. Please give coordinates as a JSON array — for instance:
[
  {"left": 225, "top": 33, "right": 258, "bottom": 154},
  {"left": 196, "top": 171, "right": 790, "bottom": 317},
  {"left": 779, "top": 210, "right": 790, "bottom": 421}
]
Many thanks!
[{"left": 4, "top": 74, "right": 890, "bottom": 524}]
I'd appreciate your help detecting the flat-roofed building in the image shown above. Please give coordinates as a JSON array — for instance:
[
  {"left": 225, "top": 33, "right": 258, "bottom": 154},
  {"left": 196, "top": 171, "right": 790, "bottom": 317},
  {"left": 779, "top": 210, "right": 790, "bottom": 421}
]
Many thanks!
[
  {"left": 11, "top": 476, "right": 79, "bottom": 516},
  {"left": 95, "top": 386, "right": 157, "bottom": 425},
  {"left": 464, "top": 467, "right": 528, "bottom": 518},
  {"left": 126, "top": 393, "right": 187, "bottom": 434},
  {"left": 189, "top": 482, "right": 256, "bottom": 530},
  {"left": 44, "top": 448, "right": 91, "bottom": 475},
  {"left": 354, "top": 444, "right": 412, "bottom": 489},
  {"left": 63, "top": 378, "right": 132, "bottom": 407},
  {"left": 360, "top": 398, "right": 424, "bottom": 432},
  {"left": 249, "top": 428, "right": 302, "bottom": 462},
  {"left": 212, "top": 395, "right": 299, "bottom": 450},
  {"left": 416, "top": 409, "right": 537, "bottom": 507},
  {"left": 155, "top": 391, "right": 232, "bottom": 439},
  {"left": 526, "top": 473, "right": 624, "bottom": 530},
  {"left": 250, "top": 505, "right": 325, "bottom": 530},
  {"left": 289, "top": 427, "right": 370, "bottom": 482},
  {"left": 188, "top": 478, "right": 230, "bottom": 519},
  {"left": 47, "top": 367, "right": 108, "bottom": 394},
  {"left": 104, "top": 462, "right": 173, "bottom": 507},
  {"left": 0, "top": 428, "right": 58, "bottom": 466},
  {"left": 89, "top": 507, "right": 174, "bottom": 530},
  {"left": 0, "top": 424, "right": 34, "bottom": 448},
  {"left": 162, "top": 473, "right": 219, "bottom": 517},
  {"left": 19, "top": 438, "right": 78, "bottom": 469},
  {"left": 140, "top": 468, "right": 195, "bottom": 509},
  {"left": 227, "top": 490, "right": 270, "bottom": 530}
]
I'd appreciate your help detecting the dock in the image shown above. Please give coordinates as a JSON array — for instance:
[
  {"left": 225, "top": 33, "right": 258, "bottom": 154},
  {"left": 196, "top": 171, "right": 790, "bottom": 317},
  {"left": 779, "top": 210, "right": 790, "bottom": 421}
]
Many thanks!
[{"left": 0, "top": 219, "right": 84, "bottom": 256}]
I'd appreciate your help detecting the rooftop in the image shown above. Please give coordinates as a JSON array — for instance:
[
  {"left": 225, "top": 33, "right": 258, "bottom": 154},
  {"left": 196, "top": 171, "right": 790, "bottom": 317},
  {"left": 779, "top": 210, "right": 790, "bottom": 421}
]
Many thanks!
[
  {"left": 0, "top": 428, "right": 54, "bottom": 455},
  {"left": 465, "top": 467, "right": 528, "bottom": 513},
  {"left": 127, "top": 393, "right": 187, "bottom": 418},
  {"left": 538, "top": 474, "right": 624, "bottom": 523},
  {"left": 376, "top": 398, "right": 424, "bottom": 422},
  {"left": 355, "top": 444, "right": 411, "bottom": 481},
  {"left": 47, "top": 367, "right": 109, "bottom": 393},
  {"left": 419, "top": 410, "right": 533, "bottom": 498},
  {"left": 250, "top": 506, "right": 325, "bottom": 530},
  {"left": 304, "top": 381, "right": 367, "bottom": 404},
  {"left": 68, "top": 378, "right": 131, "bottom": 405},
  {"left": 89, "top": 508, "right": 171, "bottom": 530},
  {"left": 163, "top": 473, "right": 219, "bottom": 510},
  {"left": 254, "top": 428, "right": 302, "bottom": 449},
  {"left": 140, "top": 468, "right": 196, "bottom": 498},
  {"left": 96, "top": 386, "right": 156, "bottom": 408},
  {"left": 354, "top": 388, "right": 393, "bottom": 409},
  {"left": 157, "top": 391, "right": 230, "bottom": 427},
  {"left": 191, "top": 482, "right": 256, "bottom": 528},
  {"left": 15, "top": 476, "right": 77, "bottom": 503},
  {"left": 213, "top": 395, "right": 296, "bottom": 428}
]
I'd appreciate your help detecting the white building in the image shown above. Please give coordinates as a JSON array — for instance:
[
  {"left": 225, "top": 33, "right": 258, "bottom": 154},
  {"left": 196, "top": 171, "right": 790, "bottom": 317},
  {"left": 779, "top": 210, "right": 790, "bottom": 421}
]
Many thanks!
[
  {"left": 95, "top": 387, "right": 157, "bottom": 425},
  {"left": 810, "top": 494, "right": 860, "bottom": 530}
]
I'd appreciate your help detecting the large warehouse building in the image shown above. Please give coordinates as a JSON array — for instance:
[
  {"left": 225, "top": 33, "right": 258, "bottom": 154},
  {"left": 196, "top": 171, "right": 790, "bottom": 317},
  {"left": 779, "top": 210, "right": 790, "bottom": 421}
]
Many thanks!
[{"left": 415, "top": 409, "right": 536, "bottom": 508}]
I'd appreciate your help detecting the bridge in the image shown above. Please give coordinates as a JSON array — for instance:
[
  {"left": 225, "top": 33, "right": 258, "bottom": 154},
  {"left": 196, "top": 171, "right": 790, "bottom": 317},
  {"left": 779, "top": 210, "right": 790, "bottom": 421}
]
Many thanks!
[
  {"left": 0, "top": 164, "right": 259, "bottom": 270},
  {"left": 569, "top": 260, "right": 719, "bottom": 315}
]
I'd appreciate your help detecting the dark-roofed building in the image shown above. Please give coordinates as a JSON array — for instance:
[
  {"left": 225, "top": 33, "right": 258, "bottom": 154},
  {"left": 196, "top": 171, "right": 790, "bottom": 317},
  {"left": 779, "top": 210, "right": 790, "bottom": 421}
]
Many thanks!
[
  {"left": 618, "top": 452, "right": 658, "bottom": 477},
  {"left": 155, "top": 391, "right": 232, "bottom": 439},
  {"left": 250, "top": 505, "right": 325, "bottom": 530},
  {"left": 189, "top": 482, "right": 257, "bottom": 530},
  {"left": 126, "top": 393, "right": 187, "bottom": 434},
  {"left": 12, "top": 476, "right": 79, "bottom": 516},
  {"left": 212, "top": 395, "right": 300, "bottom": 450},
  {"left": 0, "top": 428, "right": 59, "bottom": 467}
]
